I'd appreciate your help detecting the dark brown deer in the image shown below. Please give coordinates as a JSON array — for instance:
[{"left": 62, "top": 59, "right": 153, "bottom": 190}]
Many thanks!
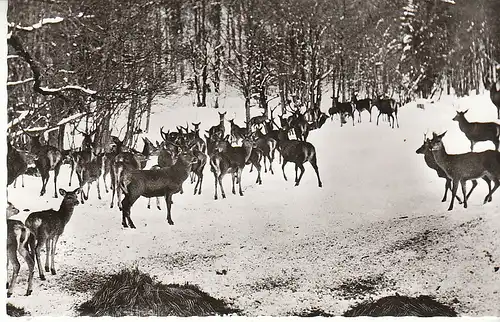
[
  {"left": 486, "top": 77, "right": 500, "bottom": 119},
  {"left": 119, "top": 144, "right": 197, "bottom": 228},
  {"left": 352, "top": 94, "right": 372, "bottom": 123},
  {"left": 253, "top": 128, "right": 277, "bottom": 174},
  {"left": 248, "top": 110, "right": 268, "bottom": 129},
  {"left": 452, "top": 110, "right": 500, "bottom": 151},
  {"left": 191, "top": 149, "right": 207, "bottom": 195},
  {"left": 429, "top": 132, "right": 500, "bottom": 211},
  {"left": 208, "top": 111, "right": 226, "bottom": 139},
  {"left": 28, "top": 133, "right": 64, "bottom": 197},
  {"left": 229, "top": 119, "right": 247, "bottom": 144},
  {"left": 7, "top": 202, "right": 35, "bottom": 297},
  {"left": 416, "top": 134, "right": 491, "bottom": 204},
  {"left": 209, "top": 135, "right": 255, "bottom": 199},
  {"left": 77, "top": 152, "right": 104, "bottom": 204},
  {"left": 329, "top": 97, "right": 355, "bottom": 127},
  {"left": 7, "top": 141, "right": 28, "bottom": 186},
  {"left": 25, "top": 188, "right": 81, "bottom": 281},
  {"left": 277, "top": 128, "right": 322, "bottom": 187},
  {"left": 373, "top": 96, "right": 399, "bottom": 128}
]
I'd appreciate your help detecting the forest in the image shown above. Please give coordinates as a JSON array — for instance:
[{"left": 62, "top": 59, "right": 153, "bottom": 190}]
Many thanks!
[{"left": 6, "top": 0, "right": 500, "bottom": 149}]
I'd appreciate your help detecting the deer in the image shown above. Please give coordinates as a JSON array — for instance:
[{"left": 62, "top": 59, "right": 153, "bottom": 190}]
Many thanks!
[
  {"left": 248, "top": 110, "right": 268, "bottom": 129},
  {"left": 373, "top": 96, "right": 399, "bottom": 128},
  {"left": 208, "top": 111, "right": 226, "bottom": 139},
  {"left": 485, "top": 76, "right": 500, "bottom": 119},
  {"left": 191, "top": 148, "right": 207, "bottom": 195},
  {"left": 7, "top": 203, "right": 35, "bottom": 298},
  {"left": 77, "top": 152, "right": 104, "bottom": 204},
  {"left": 7, "top": 141, "right": 28, "bottom": 187},
  {"left": 68, "top": 129, "right": 97, "bottom": 187},
  {"left": 277, "top": 128, "right": 322, "bottom": 187},
  {"left": 329, "top": 97, "right": 355, "bottom": 127},
  {"left": 228, "top": 119, "right": 247, "bottom": 144},
  {"left": 119, "top": 143, "right": 198, "bottom": 228},
  {"left": 215, "top": 135, "right": 263, "bottom": 187},
  {"left": 352, "top": 93, "right": 372, "bottom": 123},
  {"left": 416, "top": 134, "right": 491, "bottom": 204},
  {"left": 452, "top": 110, "right": 500, "bottom": 152},
  {"left": 25, "top": 132, "right": 64, "bottom": 197},
  {"left": 25, "top": 188, "right": 81, "bottom": 281},
  {"left": 429, "top": 132, "right": 500, "bottom": 211},
  {"left": 253, "top": 128, "right": 277, "bottom": 174}
]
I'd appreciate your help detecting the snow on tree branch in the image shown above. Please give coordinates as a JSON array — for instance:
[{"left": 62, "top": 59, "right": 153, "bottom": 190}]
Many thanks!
[
  {"left": 8, "top": 17, "right": 64, "bottom": 31},
  {"left": 7, "top": 34, "right": 97, "bottom": 100},
  {"left": 7, "top": 78, "right": 35, "bottom": 86}
]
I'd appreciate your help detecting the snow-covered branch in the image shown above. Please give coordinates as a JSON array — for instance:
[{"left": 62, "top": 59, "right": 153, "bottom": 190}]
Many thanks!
[
  {"left": 7, "top": 110, "right": 30, "bottom": 129},
  {"left": 7, "top": 78, "right": 35, "bottom": 86},
  {"left": 8, "top": 17, "right": 64, "bottom": 31},
  {"left": 40, "top": 85, "right": 97, "bottom": 95}
]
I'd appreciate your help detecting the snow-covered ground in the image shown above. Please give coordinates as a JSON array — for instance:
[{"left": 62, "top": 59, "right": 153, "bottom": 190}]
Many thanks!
[{"left": 5, "top": 89, "right": 500, "bottom": 317}]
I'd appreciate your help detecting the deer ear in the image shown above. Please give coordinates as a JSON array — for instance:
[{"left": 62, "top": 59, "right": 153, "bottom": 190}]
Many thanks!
[
  {"left": 463, "top": 109, "right": 468, "bottom": 114},
  {"left": 59, "top": 189, "right": 67, "bottom": 196},
  {"left": 439, "top": 131, "right": 447, "bottom": 138},
  {"left": 74, "top": 187, "right": 81, "bottom": 194}
]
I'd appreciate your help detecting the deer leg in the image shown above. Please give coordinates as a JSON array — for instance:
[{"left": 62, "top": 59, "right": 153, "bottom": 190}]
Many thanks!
[
  {"left": 256, "top": 161, "right": 262, "bottom": 184},
  {"left": 69, "top": 161, "right": 75, "bottom": 186},
  {"left": 465, "top": 179, "right": 478, "bottom": 202},
  {"left": 231, "top": 173, "right": 236, "bottom": 194},
  {"left": 164, "top": 192, "right": 174, "bottom": 225},
  {"left": 484, "top": 177, "right": 498, "bottom": 203},
  {"left": 85, "top": 181, "right": 91, "bottom": 200},
  {"left": 395, "top": 113, "right": 400, "bottom": 128},
  {"left": 7, "top": 247, "right": 20, "bottom": 297},
  {"left": 156, "top": 197, "right": 161, "bottom": 210},
  {"left": 376, "top": 112, "right": 382, "bottom": 126},
  {"left": 310, "top": 157, "right": 322, "bottom": 187},
  {"left": 218, "top": 175, "right": 226, "bottom": 199},
  {"left": 19, "top": 244, "right": 34, "bottom": 296},
  {"left": 13, "top": 177, "right": 17, "bottom": 188},
  {"left": 460, "top": 180, "right": 468, "bottom": 208},
  {"left": 249, "top": 163, "right": 254, "bottom": 173},
  {"left": 263, "top": 155, "right": 268, "bottom": 173},
  {"left": 147, "top": 198, "right": 152, "bottom": 209},
  {"left": 198, "top": 173, "right": 203, "bottom": 195},
  {"left": 45, "top": 237, "right": 52, "bottom": 272},
  {"left": 470, "top": 141, "right": 474, "bottom": 152},
  {"left": 121, "top": 194, "right": 136, "bottom": 229},
  {"left": 50, "top": 235, "right": 60, "bottom": 275},
  {"left": 213, "top": 172, "right": 219, "bottom": 200},
  {"left": 53, "top": 163, "right": 62, "bottom": 198},
  {"left": 295, "top": 164, "right": 306, "bottom": 186},
  {"left": 21, "top": 174, "right": 25, "bottom": 188},
  {"left": 448, "top": 180, "right": 459, "bottom": 211},
  {"left": 282, "top": 160, "right": 288, "bottom": 181},
  {"left": 34, "top": 237, "right": 45, "bottom": 280},
  {"left": 482, "top": 177, "right": 493, "bottom": 203},
  {"left": 40, "top": 170, "right": 49, "bottom": 196},
  {"left": 96, "top": 178, "right": 102, "bottom": 200},
  {"left": 238, "top": 168, "right": 244, "bottom": 196},
  {"left": 294, "top": 164, "right": 299, "bottom": 183}
]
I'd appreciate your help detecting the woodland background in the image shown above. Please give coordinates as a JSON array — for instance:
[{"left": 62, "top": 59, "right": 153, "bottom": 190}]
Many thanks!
[{"left": 6, "top": 0, "right": 500, "bottom": 150}]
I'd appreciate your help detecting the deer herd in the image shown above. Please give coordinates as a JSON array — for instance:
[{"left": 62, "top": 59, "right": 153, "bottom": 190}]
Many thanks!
[{"left": 5, "top": 86, "right": 500, "bottom": 299}]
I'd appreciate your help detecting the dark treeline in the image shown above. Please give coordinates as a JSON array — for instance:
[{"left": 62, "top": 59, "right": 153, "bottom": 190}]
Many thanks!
[{"left": 6, "top": 0, "right": 500, "bottom": 149}]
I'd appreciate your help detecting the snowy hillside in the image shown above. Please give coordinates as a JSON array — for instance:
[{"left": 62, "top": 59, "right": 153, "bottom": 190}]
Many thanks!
[{"left": 5, "top": 90, "right": 500, "bottom": 316}]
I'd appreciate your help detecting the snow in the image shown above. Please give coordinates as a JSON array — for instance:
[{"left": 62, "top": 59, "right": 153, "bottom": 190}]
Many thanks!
[
  {"left": 6, "top": 78, "right": 35, "bottom": 86},
  {"left": 9, "top": 17, "right": 64, "bottom": 31},
  {"left": 5, "top": 89, "right": 500, "bottom": 317},
  {"left": 39, "top": 85, "right": 96, "bottom": 95}
]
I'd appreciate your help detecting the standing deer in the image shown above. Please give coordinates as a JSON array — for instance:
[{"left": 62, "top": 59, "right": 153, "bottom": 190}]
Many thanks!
[
  {"left": 7, "top": 202, "right": 35, "bottom": 297},
  {"left": 329, "top": 97, "right": 355, "bottom": 127},
  {"left": 277, "top": 128, "right": 322, "bottom": 187},
  {"left": 373, "top": 96, "right": 399, "bottom": 128},
  {"left": 7, "top": 141, "right": 28, "bottom": 186},
  {"left": 28, "top": 133, "right": 64, "bottom": 197},
  {"left": 210, "top": 135, "right": 256, "bottom": 199},
  {"left": 452, "top": 110, "right": 500, "bottom": 151},
  {"left": 485, "top": 77, "right": 500, "bottom": 119},
  {"left": 119, "top": 144, "right": 197, "bottom": 228},
  {"left": 416, "top": 134, "right": 491, "bottom": 204},
  {"left": 25, "top": 188, "right": 81, "bottom": 281},
  {"left": 429, "top": 132, "right": 500, "bottom": 211},
  {"left": 352, "top": 94, "right": 372, "bottom": 123},
  {"left": 228, "top": 119, "right": 247, "bottom": 144},
  {"left": 208, "top": 111, "right": 226, "bottom": 139}
]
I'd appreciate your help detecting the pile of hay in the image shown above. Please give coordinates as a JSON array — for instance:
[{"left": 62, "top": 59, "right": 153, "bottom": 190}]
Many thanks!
[
  {"left": 343, "top": 294, "right": 458, "bottom": 317},
  {"left": 7, "top": 303, "right": 29, "bottom": 317},
  {"left": 77, "top": 268, "right": 239, "bottom": 317}
]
